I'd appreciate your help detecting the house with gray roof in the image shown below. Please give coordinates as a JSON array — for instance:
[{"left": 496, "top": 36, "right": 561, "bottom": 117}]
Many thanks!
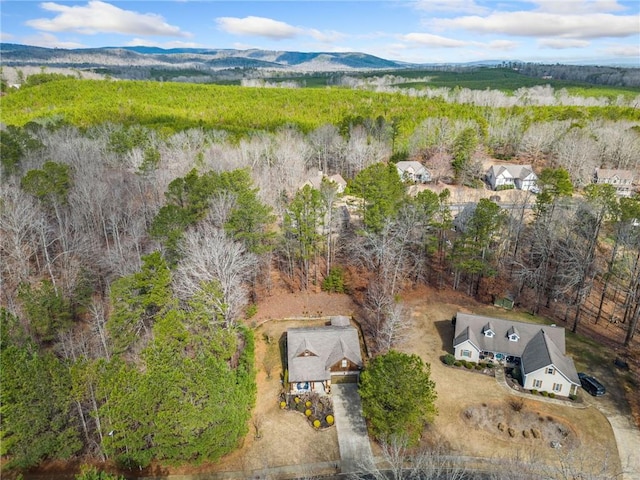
[
  {"left": 453, "top": 312, "right": 580, "bottom": 397},
  {"left": 287, "top": 316, "right": 363, "bottom": 394},
  {"left": 594, "top": 168, "right": 635, "bottom": 197},
  {"left": 487, "top": 164, "right": 537, "bottom": 191},
  {"left": 396, "top": 161, "right": 431, "bottom": 184}
]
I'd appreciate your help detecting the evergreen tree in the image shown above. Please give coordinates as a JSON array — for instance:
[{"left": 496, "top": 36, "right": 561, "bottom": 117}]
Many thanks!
[
  {"left": 359, "top": 351, "right": 437, "bottom": 445},
  {"left": 348, "top": 162, "right": 406, "bottom": 233}
]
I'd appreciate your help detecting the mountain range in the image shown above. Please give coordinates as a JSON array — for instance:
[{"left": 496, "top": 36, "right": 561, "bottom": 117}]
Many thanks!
[{"left": 0, "top": 43, "right": 422, "bottom": 72}]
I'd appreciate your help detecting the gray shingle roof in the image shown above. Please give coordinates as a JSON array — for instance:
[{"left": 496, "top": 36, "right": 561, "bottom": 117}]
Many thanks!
[
  {"left": 454, "top": 312, "right": 565, "bottom": 356},
  {"left": 454, "top": 312, "right": 578, "bottom": 384},
  {"left": 287, "top": 323, "right": 362, "bottom": 383},
  {"left": 522, "top": 330, "right": 579, "bottom": 384},
  {"left": 488, "top": 164, "right": 535, "bottom": 181}
]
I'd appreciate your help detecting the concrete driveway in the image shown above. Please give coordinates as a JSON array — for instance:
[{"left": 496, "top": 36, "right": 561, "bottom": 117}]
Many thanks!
[{"left": 332, "top": 383, "right": 374, "bottom": 474}]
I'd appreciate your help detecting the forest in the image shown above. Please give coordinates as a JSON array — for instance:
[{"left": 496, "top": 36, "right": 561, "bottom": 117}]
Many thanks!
[{"left": 1, "top": 77, "right": 640, "bottom": 474}]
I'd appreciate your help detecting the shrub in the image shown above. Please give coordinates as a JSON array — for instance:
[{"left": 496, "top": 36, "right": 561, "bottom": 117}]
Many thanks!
[
  {"left": 305, "top": 409, "right": 312, "bottom": 417},
  {"left": 549, "top": 393, "right": 555, "bottom": 399},
  {"left": 475, "top": 364, "right": 483, "bottom": 370},
  {"left": 454, "top": 361, "right": 462, "bottom": 367},
  {"left": 531, "top": 389, "right": 538, "bottom": 395},
  {"left": 326, "top": 415, "right": 334, "bottom": 425},
  {"left": 486, "top": 362, "right": 495, "bottom": 369},
  {"left": 498, "top": 423, "right": 506, "bottom": 432},
  {"left": 523, "top": 430, "right": 530, "bottom": 438},
  {"left": 279, "top": 401, "right": 286, "bottom": 409},
  {"left": 569, "top": 394, "right": 577, "bottom": 401},
  {"left": 496, "top": 184, "right": 515, "bottom": 191},
  {"left": 245, "top": 303, "right": 258, "bottom": 319},
  {"left": 531, "top": 428, "right": 541, "bottom": 439},
  {"left": 294, "top": 396, "right": 300, "bottom": 404},
  {"left": 443, "top": 354, "right": 456, "bottom": 366},
  {"left": 541, "top": 391, "right": 548, "bottom": 397},
  {"left": 464, "top": 362, "right": 473, "bottom": 369},
  {"left": 313, "top": 419, "right": 321, "bottom": 429},
  {"left": 509, "top": 398, "right": 524, "bottom": 412},
  {"left": 305, "top": 400, "right": 312, "bottom": 408},
  {"left": 508, "top": 428, "right": 515, "bottom": 437}
]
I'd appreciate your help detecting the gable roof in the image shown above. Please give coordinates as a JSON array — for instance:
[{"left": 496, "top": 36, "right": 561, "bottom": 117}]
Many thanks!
[
  {"left": 396, "top": 161, "right": 430, "bottom": 175},
  {"left": 453, "top": 312, "right": 578, "bottom": 384},
  {"left": 521, "top": 330, "right": 579, "bottom": 384},
  {"left": 287, "top": 321, "right": 362, "bottom": 383},
  {"left": 454, "top": 312, "right": 565, "bottom": 356},
  {"left": 595, "top": 168, "right": 634, "bottom": 181},
  {"left": 488, "top": 164, "right": 536, "bottom": 181}
]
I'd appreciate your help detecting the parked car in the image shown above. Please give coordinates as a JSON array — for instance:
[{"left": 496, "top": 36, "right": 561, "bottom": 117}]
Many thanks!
[{"left": 578, "top": 372, "right": 606, "bottom": 396}]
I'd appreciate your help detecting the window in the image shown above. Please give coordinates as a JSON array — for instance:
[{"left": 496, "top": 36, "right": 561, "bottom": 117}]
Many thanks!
[
  {"left": 553, "top": 383, "right": 562, "bottom": 393},
  {"left": 461, "top": 350, "right": 472, "bottom": 358},
  {"left": 546, "top": 367, "right": 554, "bottom": 375},
  {"left": 341, "top": 359, "right": 348, "bottom": 368},
  {"left": 484, "top": 331, "right": 494, "bottom": 338},
  {"left": 509, "top": 334, "right": 519, "bottom": 342},
  {"left": 533, "top": 379, "right": 543, "bottom": 389}
]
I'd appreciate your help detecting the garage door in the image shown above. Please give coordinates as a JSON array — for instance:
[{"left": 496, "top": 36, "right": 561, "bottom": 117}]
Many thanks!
[{"left": 332, "top": 374, "right": 359, "bottom": 384}]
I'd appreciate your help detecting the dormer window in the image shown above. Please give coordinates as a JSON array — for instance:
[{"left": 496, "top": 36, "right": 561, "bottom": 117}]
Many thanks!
[
  {"left": 507, "top": 325, "right": 520, "bottom": 342},
  {"left": 483, "top": 322, "right": 495, "bottom": 337}
]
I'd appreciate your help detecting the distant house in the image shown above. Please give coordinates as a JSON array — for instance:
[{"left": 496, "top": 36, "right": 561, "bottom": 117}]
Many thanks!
[
  {"left": 287, "top": 316, "right": 363, "bottom": 394},
  {"left": 453, "top": 312, "right": 580, "bottom": 397},
  {"left": 300, "top": 171, "right": 347, "bottom": 193},
  {"left": 396, "top": 161, "right": 431, "bottom": 184},
  {"left": 594, "top": 168, "right": 635, "bottom": 197},
  {"left": 487, "top": 164, "right": 537, "bottom": 191}
]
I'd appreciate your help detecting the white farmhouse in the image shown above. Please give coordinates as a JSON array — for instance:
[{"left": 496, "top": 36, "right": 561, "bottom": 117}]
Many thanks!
[
  {"left": 396, "top": 161, "right": 431, "bottom": 184},
  {"left": 487, "top": 164, "right": 537, "bottom": 191},
  {"left": 453, "top": 312, "right": 580, "bottom": 397}
]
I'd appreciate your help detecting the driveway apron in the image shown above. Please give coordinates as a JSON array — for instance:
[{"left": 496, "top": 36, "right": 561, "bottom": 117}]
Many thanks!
[{"left": 332, "top": 383, "right": 374, "bottom": 473}]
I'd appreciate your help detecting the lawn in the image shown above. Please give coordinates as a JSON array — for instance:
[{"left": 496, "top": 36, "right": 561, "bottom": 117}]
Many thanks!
[{"left": 399, "top": 285, "right": 622, "bottom": 477}]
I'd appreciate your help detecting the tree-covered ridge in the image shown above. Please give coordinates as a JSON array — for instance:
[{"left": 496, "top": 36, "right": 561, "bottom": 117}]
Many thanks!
[
  {"left": 1, "top": 72, "right": 639, "bottom": 475},
  {"left": 2, "top": 79, "right": 638, "bottom": 143}
]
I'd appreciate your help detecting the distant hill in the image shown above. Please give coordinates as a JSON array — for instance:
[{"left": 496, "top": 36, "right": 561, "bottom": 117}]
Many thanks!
[{"left": 0, "top": 43, "right": 406, "bottom": 72}]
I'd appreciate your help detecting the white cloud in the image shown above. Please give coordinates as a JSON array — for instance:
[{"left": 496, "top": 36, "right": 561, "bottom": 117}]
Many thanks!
[
  {"left": 487, "top": 40, "right": 519, "bottom": 50},
  {"left": 413, "top": 0, "right": 489, "bottom": 14},
  {"left": 539, "top": 38, "right": 591, "bottom": 49},
  {"left": 603, "top": 44, "right": 640, "bottom": 57},
  {"left": 126, "top": 38, "right": 204, "bottom": 49},
  {"left": 1, "top": 32, "right": 14, "bottom": 41},
  {"left": 530, "top": 0, "right": 626, "bottom": 14},
  {"left": 21, "top": 32, "right": 85, "bottom": 48},
  {"left": 216, "top": 16, "right": 303, "bottom": 40},
  {"left": 26, "top": 1, "right": 189, "bottom": 37},
  {"left": 308, "top": 29, "right": 346, "bottom": 43},
  {"left": 433, "top": 12, "right": 639, "bottom": 39},
  {"left": 402, "top": 32, "right": 470, "bottom": 48}
]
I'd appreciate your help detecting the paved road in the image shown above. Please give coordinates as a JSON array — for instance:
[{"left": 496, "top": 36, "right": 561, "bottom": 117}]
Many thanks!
[{"left": 332, "top": 383, "right": 374, "bottom": 474}]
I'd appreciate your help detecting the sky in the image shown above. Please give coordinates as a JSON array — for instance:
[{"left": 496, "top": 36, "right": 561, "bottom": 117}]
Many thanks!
[{"left": 1, "top": 0, "right": 639, "bottom": 65}]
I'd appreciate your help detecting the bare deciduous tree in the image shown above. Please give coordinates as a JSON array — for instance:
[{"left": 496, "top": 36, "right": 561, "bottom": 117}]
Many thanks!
[{"left": 174, "top": 221, "right": 258, "bottom": 327}]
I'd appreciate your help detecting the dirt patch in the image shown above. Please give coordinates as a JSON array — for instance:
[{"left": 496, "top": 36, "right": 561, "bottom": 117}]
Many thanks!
[{"left": 461, "top": 401, "right": 579, "bottom": 450}]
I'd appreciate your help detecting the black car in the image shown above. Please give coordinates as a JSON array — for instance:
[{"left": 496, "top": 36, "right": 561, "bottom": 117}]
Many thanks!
[{"left": 578, "top": 372, "right": 606, "bottom": 396}]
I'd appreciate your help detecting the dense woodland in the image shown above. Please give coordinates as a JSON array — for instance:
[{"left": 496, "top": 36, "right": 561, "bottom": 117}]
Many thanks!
[{"left": 1, "top": 77, "right": 640, "bottom": 472}]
